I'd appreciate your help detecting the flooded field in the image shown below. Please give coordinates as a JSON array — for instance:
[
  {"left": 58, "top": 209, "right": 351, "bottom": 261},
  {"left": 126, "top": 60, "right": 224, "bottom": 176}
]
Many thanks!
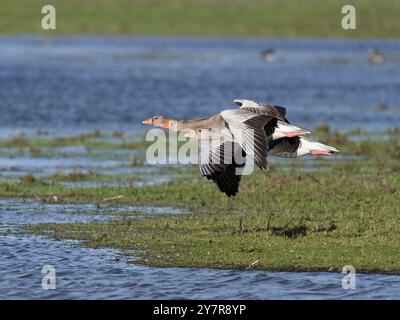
[
  {"left": 1, "top": 36, "right": 400, "bottom": 299},
  {"left": 2, "top": 199, "right": 400, "bottom": 300},
  {"left": 1, "top": 36, "right": 400, "bottom": 132}
]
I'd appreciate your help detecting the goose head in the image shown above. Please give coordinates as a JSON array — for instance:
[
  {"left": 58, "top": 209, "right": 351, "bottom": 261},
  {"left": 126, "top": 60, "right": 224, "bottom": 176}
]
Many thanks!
[{"left": 142, "top": 116, "right": 171, "bottom": 129}]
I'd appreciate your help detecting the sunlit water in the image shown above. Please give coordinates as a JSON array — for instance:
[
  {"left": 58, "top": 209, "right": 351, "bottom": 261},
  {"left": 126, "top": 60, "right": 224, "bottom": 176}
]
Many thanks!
[
  {"left": 0, "top": 36, "right": 399, "bottom": 132},
  {"left": 1, "top": 36, "right": 400, "bottom": 299},
  {"left": 1, "top": 199, "right": 400, "bottom": 300}
]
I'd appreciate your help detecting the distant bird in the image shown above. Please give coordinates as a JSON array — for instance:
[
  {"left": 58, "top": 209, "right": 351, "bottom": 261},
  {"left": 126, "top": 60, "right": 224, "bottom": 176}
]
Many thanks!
[
  {"left": 261, "top": 49, "right": 275, "bottom": 62},
  {"left": 143, "top": 99, "right": 338, "bottom": 197},
  {"left": 369, "top": 48, "right": 385, "bottom": 64},
  {"left": 378, "top": 102, "right": 389, "bottom": 111}
]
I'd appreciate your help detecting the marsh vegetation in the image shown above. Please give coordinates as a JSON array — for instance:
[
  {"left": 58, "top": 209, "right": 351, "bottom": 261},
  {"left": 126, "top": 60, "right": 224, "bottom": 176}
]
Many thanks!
[
  {"left": 1, "top": 127, "right": 399, "bottom": 273},
  {"left": 2, "top": 0, "right": 400, "bottom": 38}
]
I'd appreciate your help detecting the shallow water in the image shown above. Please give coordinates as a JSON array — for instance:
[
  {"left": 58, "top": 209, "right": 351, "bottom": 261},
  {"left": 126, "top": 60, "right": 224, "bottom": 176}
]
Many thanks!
[
  {"left": 0, "top": 199, "right": 185, "bottom": 227},
  {"left": 0, "top": 156, "right": 128, "bottom": 175},
  {"left": 1, "top": 199, "right": 400, "bottom": 300},
  {"left": 3, "top": 237, "right": 400, "bottom": 300},
  {"left": 0, "top": 36, "right": 399, "bottom": 132}
]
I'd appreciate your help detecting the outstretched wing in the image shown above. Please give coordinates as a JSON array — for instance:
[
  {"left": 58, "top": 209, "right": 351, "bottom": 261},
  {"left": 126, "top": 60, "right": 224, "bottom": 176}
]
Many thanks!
[
  {"left": 198, "top": 140, "right": 245, "bottom": 197},
  {"left": 234, "top": 100, "right": 289, "bottom": 123},
  {"left": 220, "top": 109, "right": 272, "bottom": 169}
]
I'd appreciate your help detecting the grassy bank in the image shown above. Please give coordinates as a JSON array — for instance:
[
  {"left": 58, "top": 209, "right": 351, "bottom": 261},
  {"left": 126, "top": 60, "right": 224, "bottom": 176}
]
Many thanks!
[
  {"left": 1, "top": 128, "right": 399, "bottom": 273},
  {"left": 26, "top": 168, "right": 400, "bottom": 273},
  {"left": 1, "top": 0, "right": 399, "bottom": 38}
]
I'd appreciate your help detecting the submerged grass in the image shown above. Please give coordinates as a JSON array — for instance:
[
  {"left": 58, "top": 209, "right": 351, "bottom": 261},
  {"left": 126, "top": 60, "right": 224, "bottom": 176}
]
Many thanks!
[
  {"left": 47, "top": 171, "right": 140, "bottom": 183},
  {"left": 2, "top": 128, "right": 397, "bottom": 273},
  {"left": 0, "top": 131, "right": 191, "bottom": 154},
  {"left": 0, "top": 131, "right": 150, "bottom": 150}
]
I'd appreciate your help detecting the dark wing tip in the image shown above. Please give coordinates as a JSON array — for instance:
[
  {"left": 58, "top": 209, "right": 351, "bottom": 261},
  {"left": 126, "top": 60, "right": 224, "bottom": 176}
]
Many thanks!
[
  {"left": 257, "top": 157, "right": 267, "bottom": 170},
  {"left": 233, "top": 100, "right": 243, "bottom": 107},
  {"left": 275, "top": 105, "right": 286, "bottom": 115},
  {"left": 204, "top": 165, "right": 241, "bottom": 197},
  {"left": 199, "top": 141, "right": 243, "bottom": 197}
]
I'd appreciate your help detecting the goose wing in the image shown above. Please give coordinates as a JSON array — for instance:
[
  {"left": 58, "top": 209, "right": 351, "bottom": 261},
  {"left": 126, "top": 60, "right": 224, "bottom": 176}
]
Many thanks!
[
  {"left": 220, "top": 109, "right": 273, "bottom": 169},
  {"left": 198, "top": 140, "right": 245, "bottom": 197},
  {"left": 234, "top": 99, "right": 289, "bottom": 123}
]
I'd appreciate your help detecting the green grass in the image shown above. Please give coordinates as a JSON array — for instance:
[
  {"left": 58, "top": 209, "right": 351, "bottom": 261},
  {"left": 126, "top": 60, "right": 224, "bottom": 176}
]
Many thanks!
[
  {"left": 1, "top": 128, "right": 397, "bottom": 274},
  {"left": 0, "top": 130, "right": 149, "bottom": 150},
  {"left": 25, "top": 165, "right": 400, "bottom": 273},
  {"left": 0, "top": 0, "right": 399, "bottom": 38},
  {"left": 0, "top": 130, "right": 191, "bottom": 153}
]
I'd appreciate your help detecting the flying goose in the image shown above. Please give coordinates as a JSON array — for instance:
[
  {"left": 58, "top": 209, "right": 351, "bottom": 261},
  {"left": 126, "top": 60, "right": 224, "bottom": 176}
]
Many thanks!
[
  {"left": 142, "top": 100, "right": 339, "bottom": 196},
  {"left": 144, "top": 109, "right": 277, "bottom": 169},
  {"left": 143, "top": 111, "right": 307, "bottom": 142}
]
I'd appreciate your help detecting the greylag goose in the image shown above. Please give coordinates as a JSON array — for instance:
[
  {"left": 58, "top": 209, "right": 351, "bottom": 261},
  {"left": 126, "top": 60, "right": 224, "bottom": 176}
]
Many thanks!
[
  {"left": 144, "top": 109, "right": 278, "bottom": 169},
  {"left": 143, "top": 111, "right": 307, "bottom": 141},
  {"left": 143, "top": 101, "right": 339, "bottom": 196}
]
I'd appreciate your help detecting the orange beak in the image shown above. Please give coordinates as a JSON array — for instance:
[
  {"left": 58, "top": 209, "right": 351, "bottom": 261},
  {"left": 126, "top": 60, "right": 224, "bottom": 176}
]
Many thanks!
[
  {"left": 142, "top": 118, "right": 153, "bottom": 125},
  {"left": 160, "top": 120, "right": 170, "bottom": 129}
]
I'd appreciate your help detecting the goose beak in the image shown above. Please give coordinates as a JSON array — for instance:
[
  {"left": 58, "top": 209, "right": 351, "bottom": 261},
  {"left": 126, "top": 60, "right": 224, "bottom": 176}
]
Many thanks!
[{"left": 142, "top": 118, "right": 153, "bottom": 125}]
